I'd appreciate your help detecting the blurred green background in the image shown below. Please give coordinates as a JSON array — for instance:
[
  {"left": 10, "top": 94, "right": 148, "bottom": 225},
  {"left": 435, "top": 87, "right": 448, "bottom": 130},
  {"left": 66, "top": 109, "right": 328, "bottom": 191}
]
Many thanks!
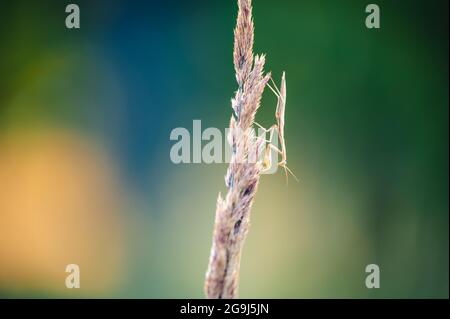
[{"left": 0, "top": 0, "right": 448, "bottom": 298}]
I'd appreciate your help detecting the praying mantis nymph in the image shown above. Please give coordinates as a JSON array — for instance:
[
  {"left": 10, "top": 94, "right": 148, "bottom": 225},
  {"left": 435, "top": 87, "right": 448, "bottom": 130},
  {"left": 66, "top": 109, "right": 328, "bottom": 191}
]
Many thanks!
[{"left": 255, "top": 72, "right": 299, "bottom": 183}]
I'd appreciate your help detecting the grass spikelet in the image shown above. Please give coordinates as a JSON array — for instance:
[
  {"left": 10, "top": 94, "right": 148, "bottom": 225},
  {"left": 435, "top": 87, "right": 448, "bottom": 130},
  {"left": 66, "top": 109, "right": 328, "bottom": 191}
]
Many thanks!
[{"left": 204, "top": 0, "right": 271, "bottom": 299}]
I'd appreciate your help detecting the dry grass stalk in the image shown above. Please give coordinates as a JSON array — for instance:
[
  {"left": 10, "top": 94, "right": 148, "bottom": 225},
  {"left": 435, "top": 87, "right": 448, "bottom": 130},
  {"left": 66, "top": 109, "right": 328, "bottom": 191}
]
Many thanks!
[{"left": 204, "top": 0, "right": 272, "bottom": 299}]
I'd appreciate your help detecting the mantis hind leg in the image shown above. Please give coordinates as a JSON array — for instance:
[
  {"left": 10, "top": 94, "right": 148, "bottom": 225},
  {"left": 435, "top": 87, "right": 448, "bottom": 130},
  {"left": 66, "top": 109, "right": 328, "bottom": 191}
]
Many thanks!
[
  {"left": 279, "top": 162, "right": 299, "bottom": 184},
  {"left": 266, "top": 144, "right": 299, "bottom": 184}
]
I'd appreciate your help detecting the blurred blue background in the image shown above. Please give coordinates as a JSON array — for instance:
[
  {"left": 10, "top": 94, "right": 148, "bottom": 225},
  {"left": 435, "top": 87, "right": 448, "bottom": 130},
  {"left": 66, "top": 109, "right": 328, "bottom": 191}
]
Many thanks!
[{"left": 0, "top": 0, "right": 448, "bottom": 298}]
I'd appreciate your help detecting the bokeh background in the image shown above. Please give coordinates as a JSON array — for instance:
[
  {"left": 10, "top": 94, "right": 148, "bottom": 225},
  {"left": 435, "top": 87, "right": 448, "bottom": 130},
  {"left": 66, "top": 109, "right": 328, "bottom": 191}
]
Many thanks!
[{"left": 0, "top": 0, "right": 448, "bottom": 298}]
